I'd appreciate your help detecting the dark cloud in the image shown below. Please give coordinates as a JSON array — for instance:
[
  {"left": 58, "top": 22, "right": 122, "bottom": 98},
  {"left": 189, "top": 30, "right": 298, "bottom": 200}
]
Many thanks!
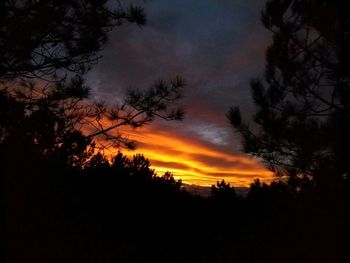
[
  {"left": 87, "top": 0, "right": 273, "bottom": 185},
  {"left": 88, "top": 0, "right": 270, "bottom": 114}
]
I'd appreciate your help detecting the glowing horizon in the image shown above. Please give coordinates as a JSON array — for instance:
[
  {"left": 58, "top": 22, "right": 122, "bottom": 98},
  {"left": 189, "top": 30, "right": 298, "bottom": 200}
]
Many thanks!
[{"left": 101, "top": 125, "right": 274, "bottom": 187}]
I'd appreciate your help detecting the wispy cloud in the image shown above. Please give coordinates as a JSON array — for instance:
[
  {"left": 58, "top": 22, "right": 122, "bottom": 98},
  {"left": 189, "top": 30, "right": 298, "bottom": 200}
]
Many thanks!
[{"left": 108, "top": 124, "right": 274, "bottom": 187}]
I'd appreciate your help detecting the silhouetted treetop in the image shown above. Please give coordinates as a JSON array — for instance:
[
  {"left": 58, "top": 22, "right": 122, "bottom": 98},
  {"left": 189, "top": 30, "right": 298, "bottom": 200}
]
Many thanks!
[
  {"left": 211, "top": 180, "right": 237, "bottom": 201},
  {"left": 0, "top": 0, "right": 146, "bottom": 81},
  {"left": 228, "top": 0, "right": 350, "bottom": 190},
  {"left": 0, "top": 75, "right": 185, "bottom": 152}
]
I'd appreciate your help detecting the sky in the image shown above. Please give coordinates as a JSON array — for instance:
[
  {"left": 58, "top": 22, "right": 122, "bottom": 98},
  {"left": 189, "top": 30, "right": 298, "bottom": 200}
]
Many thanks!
[{"left": 87, "top": 0, "right": 273, "bottom": 187}]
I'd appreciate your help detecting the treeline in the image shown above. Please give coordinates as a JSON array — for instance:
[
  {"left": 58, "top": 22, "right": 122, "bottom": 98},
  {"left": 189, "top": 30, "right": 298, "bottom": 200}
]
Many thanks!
[{"left": 3, "top": 142, "right": 347, "bottom": 262}]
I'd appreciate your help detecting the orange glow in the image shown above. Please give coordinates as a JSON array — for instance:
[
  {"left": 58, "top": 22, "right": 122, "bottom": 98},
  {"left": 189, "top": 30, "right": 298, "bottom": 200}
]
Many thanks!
[{"left": 100, "top": 125, "right": 274, "bottom": 187}]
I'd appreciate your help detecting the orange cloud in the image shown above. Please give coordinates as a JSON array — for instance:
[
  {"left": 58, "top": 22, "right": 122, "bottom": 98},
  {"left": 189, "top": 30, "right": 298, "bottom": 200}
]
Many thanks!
[{"left": 103, "top": 124, "right": 274, "bottom": 187}]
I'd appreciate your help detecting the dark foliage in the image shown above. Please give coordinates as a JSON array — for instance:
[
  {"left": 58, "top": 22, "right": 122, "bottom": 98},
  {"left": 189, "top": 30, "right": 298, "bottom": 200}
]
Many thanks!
[
  {"left": 3, "top": 127, "right": 346, "bottom": 263},
  {"left": 228, "top": 0, "right": 350, "bottom": 191},
  {"left": 0, "top": 0, "right": 185, "bottom": 149},
  {"left": 4, "top": 138, "right": 346, "bottom": 262},
  {"left": 0, "top": 0, "right": 146, "bottom": 81},
  {"left": 0, "top": 75, "right": 185, "bottom": 150},
  {"left": 211, "top": 179, "right": 237, "bottom": 201}
]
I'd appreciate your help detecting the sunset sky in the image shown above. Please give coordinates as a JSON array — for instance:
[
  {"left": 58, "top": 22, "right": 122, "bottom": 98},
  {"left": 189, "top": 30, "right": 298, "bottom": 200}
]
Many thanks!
[{"left": 87, "top": 0, "right": 273, "bottom": 187}]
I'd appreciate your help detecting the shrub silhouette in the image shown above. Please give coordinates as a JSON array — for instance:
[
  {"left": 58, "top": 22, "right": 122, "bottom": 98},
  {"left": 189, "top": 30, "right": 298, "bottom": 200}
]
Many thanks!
[{"left": 211, "top": 180, "right": 237, "bottom": 201}]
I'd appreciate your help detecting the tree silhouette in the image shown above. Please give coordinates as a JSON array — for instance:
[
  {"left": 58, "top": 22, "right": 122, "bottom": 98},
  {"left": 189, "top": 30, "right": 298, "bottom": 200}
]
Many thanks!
[
  {"left": 211, "top": 180, "right": 237, "bottom": 201},
  {"left": 1, "top": 5, "right": 187, "bottom": 261},
  {"left": 0, "top": 0, "right": 146, "bottom": 81},
  {"left": 85, "top": 77, "right": 185, "bottom": 148},
  {"left": 0, "top": 75, "right": 185, "bottom": 153},
  {"left": 0, "top": 0, "right": 184, "bottom": 151},
  {"left": 228, "top": 0, "right": 350, "bottom": 190}
]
